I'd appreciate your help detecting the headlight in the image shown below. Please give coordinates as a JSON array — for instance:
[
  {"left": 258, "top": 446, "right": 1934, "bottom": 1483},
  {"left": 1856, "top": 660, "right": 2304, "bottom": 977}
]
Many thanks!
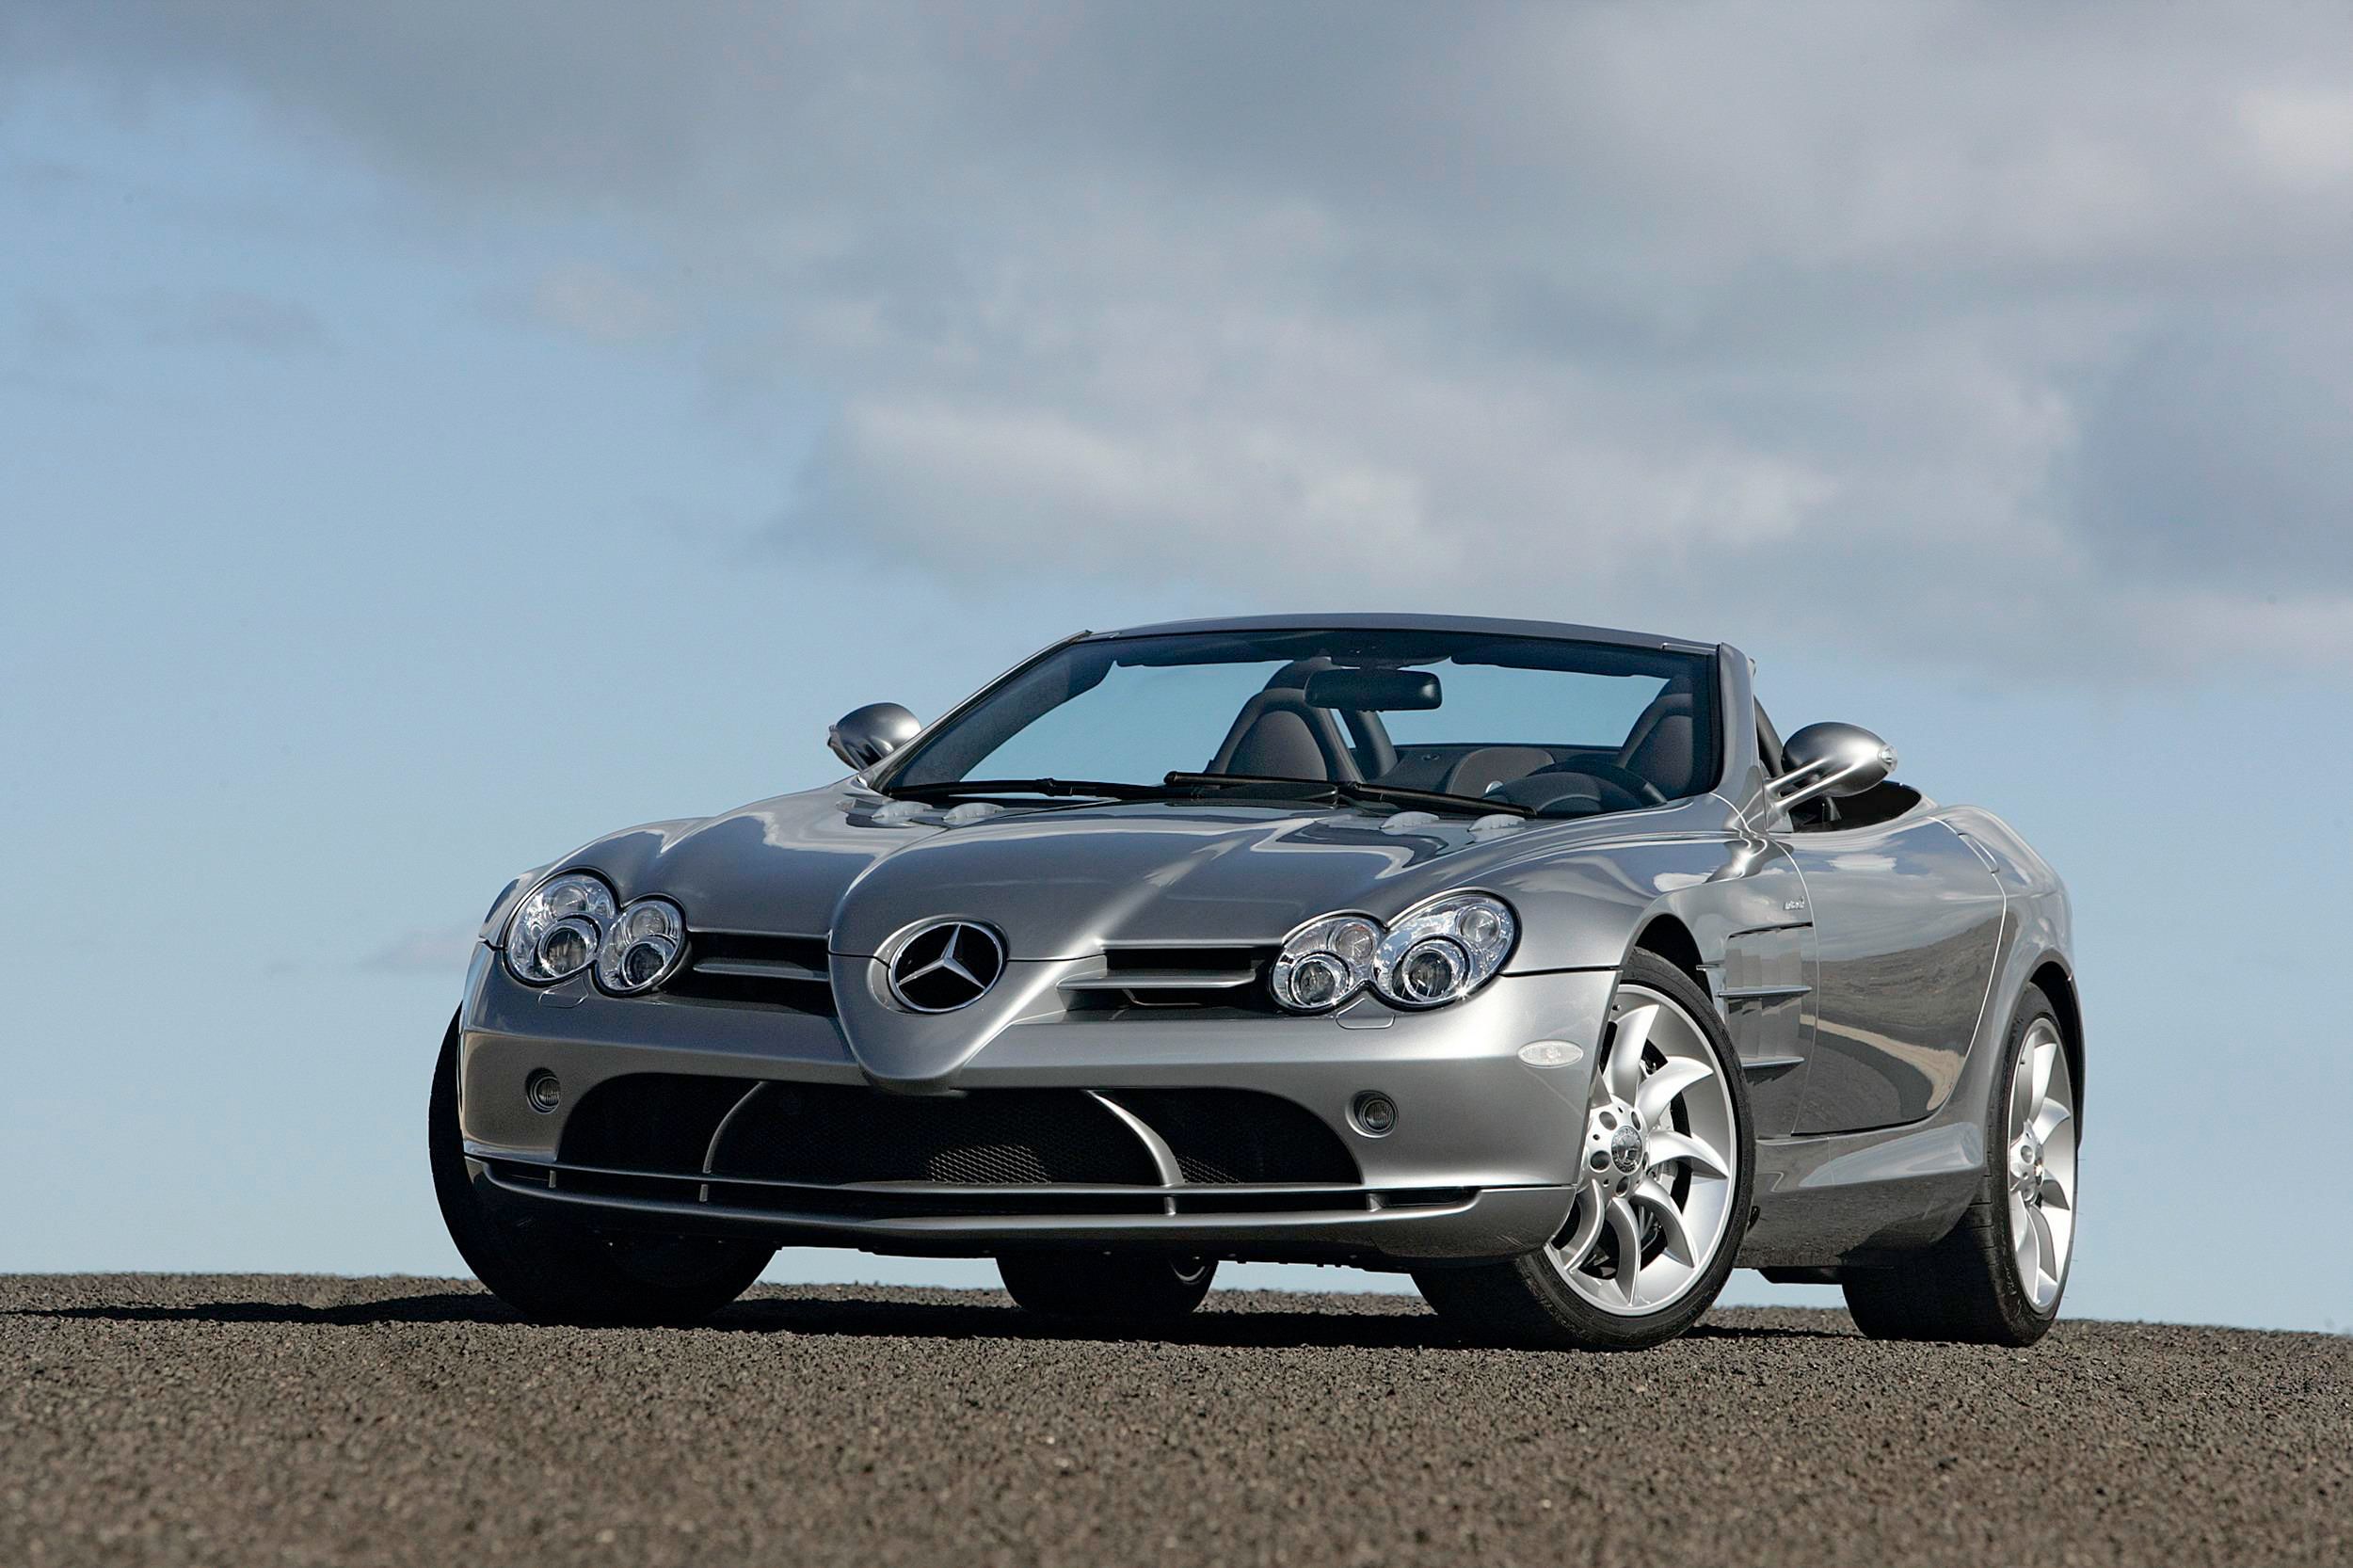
[
  {"left": 1271, "top": 893, "right": 1515, "bottom": 1013},
  {"left": 1271, "top": 914, "right": 1383, "bottom": 1011},
  {"left": 1374, "top": 893, "right": 1516, "bottom": 1008},
  {"left": 503, "top": 872, "right": 617, "bottom": 984},
  {"left": 598, "top": 896, "right": 686, "bottom": 994}
]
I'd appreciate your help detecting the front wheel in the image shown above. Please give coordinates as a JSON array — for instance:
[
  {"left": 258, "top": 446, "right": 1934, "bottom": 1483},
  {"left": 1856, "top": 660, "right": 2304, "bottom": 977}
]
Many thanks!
[
  {"left": 429, "top": 1016, "right": 773, "bottom": 1326},
  {"left": 997, "top": 1250, "right": 1217, "bottom": 1323},
  {"left": 1414, "top": 952, "right": 1754, "bottom": 1351}
]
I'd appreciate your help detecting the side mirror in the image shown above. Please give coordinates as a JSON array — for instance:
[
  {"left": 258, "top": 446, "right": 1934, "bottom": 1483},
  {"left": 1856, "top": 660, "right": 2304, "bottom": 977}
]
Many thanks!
[
  {"left": 1770, "top": 722, "right": 1897, "bottom": 812},
  {"left": 827, "top": 702, "right": 921, "bottom": 772}
]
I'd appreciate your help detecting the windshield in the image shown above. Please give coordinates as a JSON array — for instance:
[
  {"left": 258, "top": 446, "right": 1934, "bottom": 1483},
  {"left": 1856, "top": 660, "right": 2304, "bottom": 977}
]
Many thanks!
[{"left": 875, "top": 628, "right": 1721, "bottom": 818}]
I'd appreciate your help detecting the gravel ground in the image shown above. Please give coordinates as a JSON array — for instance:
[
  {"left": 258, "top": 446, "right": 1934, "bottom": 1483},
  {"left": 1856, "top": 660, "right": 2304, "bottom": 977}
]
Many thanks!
[{"left": 4, "top": 1273, "right": 2348, "bottom": 1567}]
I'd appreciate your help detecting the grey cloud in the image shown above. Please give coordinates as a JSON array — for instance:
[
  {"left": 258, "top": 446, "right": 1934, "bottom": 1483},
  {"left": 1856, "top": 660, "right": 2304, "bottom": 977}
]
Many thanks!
[
  {"left": 14, "top": 0, "right": 2353, "bottom": 675},
  {"left": 2070, "top": 302, "right": 2353, "bottom": 588}
]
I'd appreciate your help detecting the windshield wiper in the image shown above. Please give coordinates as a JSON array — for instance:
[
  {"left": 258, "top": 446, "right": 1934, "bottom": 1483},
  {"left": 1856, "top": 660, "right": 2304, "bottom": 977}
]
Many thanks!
[
  {"left": 878, "top": 776, "right": 1171, "bottom": 803},
  {"left": 1160, "top": 772, "right": 1531, "bottom": 818},
  {"left": 881, "top": 773, "right": 1535, "bottom": 818}
]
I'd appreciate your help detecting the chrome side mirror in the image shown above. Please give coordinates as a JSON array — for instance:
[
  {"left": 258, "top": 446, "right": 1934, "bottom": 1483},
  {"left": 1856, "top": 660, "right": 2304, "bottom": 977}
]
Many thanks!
[
  {"left": 1770, "top": 722, "right": 1897, "bottom": 811},
  {"left": 827, "top": 702, "right": 921, "bottom": 771}
]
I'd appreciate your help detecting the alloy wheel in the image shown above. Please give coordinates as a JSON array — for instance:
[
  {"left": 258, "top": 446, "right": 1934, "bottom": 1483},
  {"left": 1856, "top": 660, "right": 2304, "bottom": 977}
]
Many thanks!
[
  {"left": 1546, "top": 984, "right": 1740, "bottom": 1316},
  {"left": 2007, "top": 1017, "right": 2076, "bottom": 1311}
]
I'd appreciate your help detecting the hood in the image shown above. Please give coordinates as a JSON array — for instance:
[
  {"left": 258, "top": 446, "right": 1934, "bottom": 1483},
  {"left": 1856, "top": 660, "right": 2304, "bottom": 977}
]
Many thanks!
[{"left": 557, "top": 785, "right": 1724, "bottom": 963}]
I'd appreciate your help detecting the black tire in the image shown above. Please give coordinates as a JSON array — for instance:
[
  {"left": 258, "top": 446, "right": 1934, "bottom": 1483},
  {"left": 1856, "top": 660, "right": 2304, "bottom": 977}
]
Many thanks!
[
  {"left": 1841, "top": 984, "right": 2069, "bottom": 1346},
  {"left": 996, "top": 1250, "right": 1217, "bottom": 1323},
  {"left": 1412, "top": 952, "right": 1754, "bottom": 1352},
  {"left": 429, "top": 1016, "right": 773, "bottom": 1326}
]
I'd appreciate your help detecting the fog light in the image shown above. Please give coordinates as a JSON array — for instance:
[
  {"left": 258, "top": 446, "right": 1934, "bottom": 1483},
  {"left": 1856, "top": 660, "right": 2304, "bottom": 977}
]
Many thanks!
[
  {"left": 525, "top": 1070, "right": 562, "bottom": 1113},
  {"left": 1350, "top": 1091, "right": 1398, "bottom": 1137}
]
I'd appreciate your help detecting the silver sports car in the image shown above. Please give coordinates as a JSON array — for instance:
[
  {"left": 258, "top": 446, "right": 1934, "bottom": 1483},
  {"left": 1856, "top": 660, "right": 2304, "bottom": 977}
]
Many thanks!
[{"left": 434, "top": 614, "right": 2080, "bottom": 1350}]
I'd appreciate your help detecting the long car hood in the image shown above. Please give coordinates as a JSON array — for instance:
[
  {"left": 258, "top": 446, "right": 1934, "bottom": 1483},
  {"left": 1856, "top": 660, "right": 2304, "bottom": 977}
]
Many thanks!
[{"left": 555, "top": 784, "right": 1712, "bottom": 962}]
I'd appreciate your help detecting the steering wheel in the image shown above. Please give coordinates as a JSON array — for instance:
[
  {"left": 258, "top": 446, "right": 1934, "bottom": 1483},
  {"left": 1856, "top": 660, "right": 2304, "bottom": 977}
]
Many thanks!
[
  {"left": 1532, "top": 760, "right": 1667, "bottom": 807},
  {"left": 1490, "top": 762, "right": 1667, "bottom": 816}
]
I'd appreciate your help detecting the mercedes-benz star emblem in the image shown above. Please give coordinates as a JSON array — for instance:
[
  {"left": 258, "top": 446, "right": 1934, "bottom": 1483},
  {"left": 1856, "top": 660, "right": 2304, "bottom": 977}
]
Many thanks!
[{"left": 887, "top": 921, "right": 1007, "bottom": 1013}]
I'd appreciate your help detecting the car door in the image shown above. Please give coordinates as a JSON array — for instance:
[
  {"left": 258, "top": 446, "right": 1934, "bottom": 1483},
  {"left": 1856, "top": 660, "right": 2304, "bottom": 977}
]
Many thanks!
[{"left": 1771, "top": 763, "right": 2007, "bottom": 1136}]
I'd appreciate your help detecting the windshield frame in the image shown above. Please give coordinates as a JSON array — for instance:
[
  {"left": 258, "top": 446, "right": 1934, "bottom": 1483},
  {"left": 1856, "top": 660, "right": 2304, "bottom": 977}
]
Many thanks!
[{"left": 865, "top": 626, "right": 1727, "bottom": 808}]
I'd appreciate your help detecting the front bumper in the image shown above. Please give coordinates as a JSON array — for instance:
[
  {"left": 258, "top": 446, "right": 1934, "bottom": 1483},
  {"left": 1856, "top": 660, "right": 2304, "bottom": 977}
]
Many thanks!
[{"left": 455, "top": 947, "right": 1616, "bottom": 1267}]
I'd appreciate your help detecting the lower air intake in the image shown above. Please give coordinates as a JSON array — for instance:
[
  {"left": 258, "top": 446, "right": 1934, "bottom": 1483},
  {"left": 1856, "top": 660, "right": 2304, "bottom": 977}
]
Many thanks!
[{"left": 706, "top": 1083, "right": 1163, "bottom": 1187}]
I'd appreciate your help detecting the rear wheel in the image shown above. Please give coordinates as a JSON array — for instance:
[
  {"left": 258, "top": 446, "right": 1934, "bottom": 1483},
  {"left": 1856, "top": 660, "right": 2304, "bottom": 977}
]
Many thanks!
[
  {"left": 1842, "top": 985, "right": 2075, "bottom": 1345},
  {"left": 429, "top": 1016, "right": 773, "bottom": 1326},
  {"left": 997, "top": 1250, "right": 1217, "bottom": 1323},
  {"left": 1414, "top": 952, "right": 1753, "bottom": 1351}
]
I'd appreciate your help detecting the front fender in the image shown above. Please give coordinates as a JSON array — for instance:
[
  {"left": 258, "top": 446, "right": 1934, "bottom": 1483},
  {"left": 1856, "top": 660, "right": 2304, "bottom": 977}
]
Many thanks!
[{"left": 1494, "top": 833, "right": 1804, "bottom": 974}]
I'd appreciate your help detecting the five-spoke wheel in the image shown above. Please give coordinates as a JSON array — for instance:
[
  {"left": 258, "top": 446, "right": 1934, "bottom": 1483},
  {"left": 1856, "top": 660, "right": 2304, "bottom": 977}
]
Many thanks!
[{"left": 2007, "top": 1015, "right": 2077, "bottom": 1312}]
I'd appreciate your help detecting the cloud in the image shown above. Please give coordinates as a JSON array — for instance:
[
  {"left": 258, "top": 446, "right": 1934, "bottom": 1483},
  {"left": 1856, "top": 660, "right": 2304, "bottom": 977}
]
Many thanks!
[
  {"left": 530, "top": 264, "right": 676, "bottom": 344},
  {"left": 12, "top": 0, "right": 2353, "bottom": 678}
]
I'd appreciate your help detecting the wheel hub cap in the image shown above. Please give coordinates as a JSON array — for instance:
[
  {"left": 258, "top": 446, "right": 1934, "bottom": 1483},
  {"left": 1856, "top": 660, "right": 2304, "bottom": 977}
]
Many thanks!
[
  {"left": 1585, "top": 1103, "right": 1647, "bottom": 1188},
  {"left": 2011, "top": 1134, "right": 2047, "bottom": 1204}
]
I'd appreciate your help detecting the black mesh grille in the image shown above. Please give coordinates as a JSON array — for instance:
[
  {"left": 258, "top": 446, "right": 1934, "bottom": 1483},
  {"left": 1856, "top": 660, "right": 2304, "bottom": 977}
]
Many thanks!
[
  {"left": 1103, "top": 1089, "right": 1361, "bottom": 1185},
  {"left": 707, "top": 1083, "right": 1162, "bottom": 1187}
]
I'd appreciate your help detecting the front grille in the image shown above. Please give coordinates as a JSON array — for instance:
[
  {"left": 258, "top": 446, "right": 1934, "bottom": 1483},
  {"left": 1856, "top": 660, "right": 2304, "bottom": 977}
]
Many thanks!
[
  {"left": 1058, "top": 945, "right": 1281, "bottom": 1014},
  {"left": 664, "top": 932, "right": 834, "bottom": 1015}
]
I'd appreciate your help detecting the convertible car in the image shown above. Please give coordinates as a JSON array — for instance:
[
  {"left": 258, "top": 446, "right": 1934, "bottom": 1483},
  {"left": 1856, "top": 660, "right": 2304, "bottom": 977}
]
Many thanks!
[{"left": 434, "top": 614, "right": 2079, "bottom": 1350}]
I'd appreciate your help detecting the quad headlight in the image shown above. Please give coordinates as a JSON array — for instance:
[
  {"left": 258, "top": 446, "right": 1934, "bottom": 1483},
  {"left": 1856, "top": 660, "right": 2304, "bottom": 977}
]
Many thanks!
[
  {"left": 1270, "top": 892, "right": 1517, "bottom": 1013},
  {"left": 597, "top": 896, "right": 686, "bottom": 994},
  {"left": 502, "top": 871, "right": 687, "bottom": 994}
]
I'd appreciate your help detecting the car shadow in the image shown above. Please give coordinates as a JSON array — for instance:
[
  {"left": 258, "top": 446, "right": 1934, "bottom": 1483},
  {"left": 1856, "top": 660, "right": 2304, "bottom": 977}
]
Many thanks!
[
  {"left": 9, "top": 1293, "right": 523, "bottom": 1327},
  {"left": 10, "top": 1290, "right": 1853, "bottom": 1346}
]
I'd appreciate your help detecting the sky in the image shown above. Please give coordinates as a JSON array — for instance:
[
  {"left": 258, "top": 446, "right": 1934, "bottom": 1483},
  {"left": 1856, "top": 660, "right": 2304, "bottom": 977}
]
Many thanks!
[{"left": 3, "top": 2, "right": 2348, "bottom": 1330}]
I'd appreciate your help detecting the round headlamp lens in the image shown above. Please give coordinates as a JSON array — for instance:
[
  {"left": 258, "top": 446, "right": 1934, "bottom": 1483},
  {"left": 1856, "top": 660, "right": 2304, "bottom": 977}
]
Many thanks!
[
  {"left": 1398, "top": 937, "right": 1468, "bottom": 1003},
  {"left": 538, "top": 920, "right": 596, "bottom": 978},
  {"left": 596, "top": 897, "right": 687, "bottom": 993},
  {"left": 503, "top": 872, "right": 617, "bottom": 984},
  {"left": 1289, "top": 952, "right": 1346, "bottom": 1008},
  {"left": 1330, "top": 920, "right": 1378, "bottom": 965}
]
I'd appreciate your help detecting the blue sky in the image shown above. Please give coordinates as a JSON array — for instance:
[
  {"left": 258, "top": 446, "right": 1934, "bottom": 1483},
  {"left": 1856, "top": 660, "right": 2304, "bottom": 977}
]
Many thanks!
[{"left": 4, "top": 8, "right": 2349, "bottom": 1329}]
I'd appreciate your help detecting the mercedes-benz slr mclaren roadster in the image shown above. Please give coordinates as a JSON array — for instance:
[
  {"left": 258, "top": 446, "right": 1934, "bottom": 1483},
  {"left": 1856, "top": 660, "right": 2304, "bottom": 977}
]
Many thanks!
[{"left": 434, "top": 615, "right": 2081, "bottom": 1351}]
